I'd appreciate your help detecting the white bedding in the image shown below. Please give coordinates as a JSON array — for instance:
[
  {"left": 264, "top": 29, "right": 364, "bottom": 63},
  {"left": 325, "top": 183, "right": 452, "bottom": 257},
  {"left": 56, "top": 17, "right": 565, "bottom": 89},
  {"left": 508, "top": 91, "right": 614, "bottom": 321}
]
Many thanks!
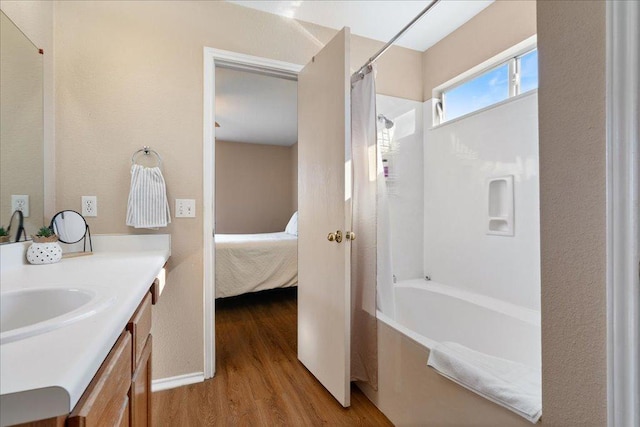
[{"left": 215, "top": 232, "right": 298, "bottom": 298}]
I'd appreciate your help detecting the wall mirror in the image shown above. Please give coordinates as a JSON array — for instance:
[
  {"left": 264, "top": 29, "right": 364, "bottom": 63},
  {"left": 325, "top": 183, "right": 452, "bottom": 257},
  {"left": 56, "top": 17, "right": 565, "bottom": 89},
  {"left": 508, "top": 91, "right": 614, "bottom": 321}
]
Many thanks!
[
  {"left": 0, "top": 11, "right": 44, "bottom": 243},
  {"left": 51, "top": 210, "right": 93, "bottom": 255}
]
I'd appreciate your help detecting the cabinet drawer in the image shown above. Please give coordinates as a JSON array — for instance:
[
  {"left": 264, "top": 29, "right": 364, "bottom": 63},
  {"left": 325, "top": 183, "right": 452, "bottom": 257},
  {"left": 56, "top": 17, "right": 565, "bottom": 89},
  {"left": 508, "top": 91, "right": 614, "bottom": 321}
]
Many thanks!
[
  {"left": 127, "top": 293, "right": 152, "bottom": 371},
  {"left": 67, "top": 332, "right": 132, "bottom": 427}
]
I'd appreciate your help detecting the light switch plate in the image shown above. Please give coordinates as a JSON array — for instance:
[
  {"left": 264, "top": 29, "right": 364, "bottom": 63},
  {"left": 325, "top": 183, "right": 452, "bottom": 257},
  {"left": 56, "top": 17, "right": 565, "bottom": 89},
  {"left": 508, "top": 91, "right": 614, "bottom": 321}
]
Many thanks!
[
  {"left": 11, "top": 195, "right": 29, "bottom": 217},
  {"left": 175, "top": 199, "right": 196, "bottom": 218}
]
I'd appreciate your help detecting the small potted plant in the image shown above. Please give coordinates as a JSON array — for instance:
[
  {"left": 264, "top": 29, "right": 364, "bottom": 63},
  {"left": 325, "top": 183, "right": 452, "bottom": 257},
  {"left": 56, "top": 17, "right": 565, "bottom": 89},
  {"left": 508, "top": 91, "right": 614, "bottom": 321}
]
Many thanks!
[
  {"left": 26, "top": 226, "right": 63, "bottom": 264},
  {"left": 33, "top": 226, "right": 57, "bottom": 243},
  {"left": 0, "top": 227, "right": 9, "bottom": 243}
]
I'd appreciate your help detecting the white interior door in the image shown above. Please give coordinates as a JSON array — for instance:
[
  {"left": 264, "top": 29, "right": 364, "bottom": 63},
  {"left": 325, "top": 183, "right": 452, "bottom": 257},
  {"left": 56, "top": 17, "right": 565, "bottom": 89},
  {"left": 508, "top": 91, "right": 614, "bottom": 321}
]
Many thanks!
[{"left": 297, "top": 28, "right": 352, "bottom": 407}]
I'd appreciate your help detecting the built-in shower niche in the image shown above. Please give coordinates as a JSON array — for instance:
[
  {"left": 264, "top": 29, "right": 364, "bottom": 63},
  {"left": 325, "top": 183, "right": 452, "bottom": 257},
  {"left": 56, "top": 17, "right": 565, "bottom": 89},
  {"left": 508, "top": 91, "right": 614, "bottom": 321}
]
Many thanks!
[{"left": 487, "top": 175, "right": 514, "bottom": 236}]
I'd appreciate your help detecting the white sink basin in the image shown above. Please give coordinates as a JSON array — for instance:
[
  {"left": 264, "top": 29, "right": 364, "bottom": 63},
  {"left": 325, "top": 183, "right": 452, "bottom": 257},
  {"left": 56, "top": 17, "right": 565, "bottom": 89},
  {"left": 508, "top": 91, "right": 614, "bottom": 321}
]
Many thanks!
[{"left": 0, "top": 287, "right": 114, "bottom": 344}]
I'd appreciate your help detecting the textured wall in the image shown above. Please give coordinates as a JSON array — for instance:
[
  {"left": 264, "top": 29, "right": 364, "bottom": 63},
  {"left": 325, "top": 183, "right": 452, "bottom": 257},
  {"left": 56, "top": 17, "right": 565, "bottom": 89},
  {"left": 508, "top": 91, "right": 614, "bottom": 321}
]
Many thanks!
[
  {"left": 215, "top": 140, "right": 294, "bottom": 234},
  {"left": 537, "top": 1, "right": 607, "bottom": 425},
  {"left": 422, "top": 0, "right": 536, "bottom": 99},
  {"left": 54, "top": 0, "right": 423, "bottom": 380}
]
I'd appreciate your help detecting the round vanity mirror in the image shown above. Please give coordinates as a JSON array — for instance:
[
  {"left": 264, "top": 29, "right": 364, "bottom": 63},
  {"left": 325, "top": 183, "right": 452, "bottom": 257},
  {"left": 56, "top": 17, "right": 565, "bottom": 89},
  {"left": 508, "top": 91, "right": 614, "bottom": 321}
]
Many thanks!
[{"left": 50, "top": 210, "right": 89, "bottom": 244}]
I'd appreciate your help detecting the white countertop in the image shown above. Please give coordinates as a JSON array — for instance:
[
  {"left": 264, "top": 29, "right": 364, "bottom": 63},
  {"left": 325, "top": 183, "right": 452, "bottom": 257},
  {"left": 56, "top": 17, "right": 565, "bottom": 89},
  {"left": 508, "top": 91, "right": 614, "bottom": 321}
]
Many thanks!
[{"left": 0, "top": 235, "right": 171, "bottom": 426}]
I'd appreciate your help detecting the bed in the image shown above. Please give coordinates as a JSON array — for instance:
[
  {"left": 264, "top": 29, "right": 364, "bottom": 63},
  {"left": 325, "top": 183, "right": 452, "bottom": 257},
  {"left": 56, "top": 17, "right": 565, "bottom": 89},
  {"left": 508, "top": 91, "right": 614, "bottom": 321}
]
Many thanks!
[{"left": 215, "top": 213, "right": 298, "bottom": 298}]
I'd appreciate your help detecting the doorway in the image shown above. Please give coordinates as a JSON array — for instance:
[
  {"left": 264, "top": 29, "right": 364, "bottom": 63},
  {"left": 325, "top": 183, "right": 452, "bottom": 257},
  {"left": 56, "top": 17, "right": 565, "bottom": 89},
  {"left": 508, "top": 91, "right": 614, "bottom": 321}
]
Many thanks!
[
  {"left": 202, "top": 48, "right": 302, "bottom": 379},
  {"left": 204, "top": 35, "right": 355, "bottom": 407}
]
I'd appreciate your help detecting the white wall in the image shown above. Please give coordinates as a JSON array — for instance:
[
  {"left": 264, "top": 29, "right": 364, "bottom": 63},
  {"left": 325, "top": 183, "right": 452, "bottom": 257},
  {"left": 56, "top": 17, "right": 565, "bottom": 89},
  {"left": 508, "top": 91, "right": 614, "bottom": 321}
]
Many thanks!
[
  {"left": 376, "top": 95, "right": 423, "bottom": 282},
  {"left": 423, "top": 93, "right": 540, "bottom": 310}
]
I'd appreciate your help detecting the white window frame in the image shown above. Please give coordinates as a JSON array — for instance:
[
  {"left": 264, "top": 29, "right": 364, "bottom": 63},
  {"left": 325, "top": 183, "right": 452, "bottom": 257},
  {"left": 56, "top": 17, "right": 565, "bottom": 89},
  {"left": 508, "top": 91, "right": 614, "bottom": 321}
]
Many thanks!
[{"left": 433, "top": 35, "right": 537, "bottom": 126}]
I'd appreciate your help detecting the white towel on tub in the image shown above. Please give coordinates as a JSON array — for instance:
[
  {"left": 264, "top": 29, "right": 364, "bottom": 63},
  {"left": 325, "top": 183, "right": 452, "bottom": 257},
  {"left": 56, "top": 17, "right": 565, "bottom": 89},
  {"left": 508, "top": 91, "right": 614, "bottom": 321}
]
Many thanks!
[
  {"left": 427, "top": 342, "right": 542, "bottom": 424},
  {"left": 126, "top": 164, "right": 171, "bottom": 229}
]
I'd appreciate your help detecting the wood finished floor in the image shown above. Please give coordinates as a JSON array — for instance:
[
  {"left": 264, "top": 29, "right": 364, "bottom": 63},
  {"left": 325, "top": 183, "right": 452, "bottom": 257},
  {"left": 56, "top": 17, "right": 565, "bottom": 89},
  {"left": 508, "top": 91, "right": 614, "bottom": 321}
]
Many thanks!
[{"left": 153, "top": 288, "right": 392, "bottom": 426}]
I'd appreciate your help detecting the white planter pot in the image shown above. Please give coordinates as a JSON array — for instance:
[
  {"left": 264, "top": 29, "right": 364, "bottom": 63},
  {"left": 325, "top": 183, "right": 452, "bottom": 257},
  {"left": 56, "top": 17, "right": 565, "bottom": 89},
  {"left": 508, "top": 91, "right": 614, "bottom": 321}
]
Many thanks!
[{"left": 26, "top": 241, "right": 63, "bottom": 265}]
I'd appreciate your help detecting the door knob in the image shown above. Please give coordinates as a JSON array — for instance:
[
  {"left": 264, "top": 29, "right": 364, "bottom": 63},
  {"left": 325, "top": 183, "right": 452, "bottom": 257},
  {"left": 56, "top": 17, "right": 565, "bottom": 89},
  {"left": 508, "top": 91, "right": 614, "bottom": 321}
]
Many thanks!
[
  {"left": 327, "top": 231, "right": 343, "bottom": 243},
  {"left": 346, "top": 231, "right": 356, "bottom": 241}
]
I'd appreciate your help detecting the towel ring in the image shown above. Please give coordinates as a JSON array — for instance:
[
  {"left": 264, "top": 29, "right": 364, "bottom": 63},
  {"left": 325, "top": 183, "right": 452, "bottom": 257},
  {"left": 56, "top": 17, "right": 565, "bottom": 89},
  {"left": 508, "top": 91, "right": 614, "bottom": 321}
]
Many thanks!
[{"left": 131, "top": 146, "right": 162, "bottom": 168}]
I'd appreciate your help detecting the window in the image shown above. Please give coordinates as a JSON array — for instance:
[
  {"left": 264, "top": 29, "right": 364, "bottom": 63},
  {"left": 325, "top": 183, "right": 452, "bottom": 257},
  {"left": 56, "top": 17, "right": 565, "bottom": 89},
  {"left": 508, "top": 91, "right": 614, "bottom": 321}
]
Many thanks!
[
  {"left": 442, "top": 63, "right": 510, "bottom": 122},
  {"left": 436, "top": 48, "right": 538, "bottom": 124},
  {"left": 518, "top": 49, "right": 538, "bottom": 94}
]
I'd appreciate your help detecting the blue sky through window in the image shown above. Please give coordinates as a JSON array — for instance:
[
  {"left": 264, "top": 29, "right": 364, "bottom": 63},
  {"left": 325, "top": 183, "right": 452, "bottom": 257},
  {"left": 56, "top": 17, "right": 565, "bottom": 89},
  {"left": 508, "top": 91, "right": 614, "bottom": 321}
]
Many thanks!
[
  {"left": 440, "top": 49, "right": 538, "bottom": 123},
  {"left": 444, "top": 63, "right": 509, "bottom": 121}
]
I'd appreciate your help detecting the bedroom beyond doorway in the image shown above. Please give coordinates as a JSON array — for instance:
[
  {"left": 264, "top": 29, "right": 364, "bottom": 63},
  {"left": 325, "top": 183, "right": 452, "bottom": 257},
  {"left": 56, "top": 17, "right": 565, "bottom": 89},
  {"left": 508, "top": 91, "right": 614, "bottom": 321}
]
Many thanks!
[{"left": 213, "top": 66, "right": 299, "bottom": 300}]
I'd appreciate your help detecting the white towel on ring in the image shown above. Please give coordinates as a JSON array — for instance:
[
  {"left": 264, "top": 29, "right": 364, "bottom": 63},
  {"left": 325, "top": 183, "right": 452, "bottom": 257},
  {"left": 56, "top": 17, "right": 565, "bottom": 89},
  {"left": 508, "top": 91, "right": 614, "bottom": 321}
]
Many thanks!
[{"left": 126, "top": 164, "right": 171, "bottom": 229}]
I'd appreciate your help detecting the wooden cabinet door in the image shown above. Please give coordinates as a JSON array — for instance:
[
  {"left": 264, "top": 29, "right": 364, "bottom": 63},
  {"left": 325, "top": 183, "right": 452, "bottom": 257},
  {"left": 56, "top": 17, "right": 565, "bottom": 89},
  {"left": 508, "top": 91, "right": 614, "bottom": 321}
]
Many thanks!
[
  {"left": 130, "top": 335, "right": 152, "bottom": 427},
  {"left": 67, "top": 332, "right": 132, "bottom": 427},
  {"left": 116, "top": 398, "right": 130, "bottom": 427},
  {"left": 127, "top": 293, "right": 152, "bottom": 372}
]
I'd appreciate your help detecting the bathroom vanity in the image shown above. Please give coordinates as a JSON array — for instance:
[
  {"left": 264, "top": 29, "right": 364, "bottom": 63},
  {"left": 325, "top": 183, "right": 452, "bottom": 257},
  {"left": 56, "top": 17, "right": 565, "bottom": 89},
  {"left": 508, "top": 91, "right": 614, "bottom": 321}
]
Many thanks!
[
  {"left": 66, "top": 289, "right": 154, "bottom": 427},
  {"left": 0, "top": 235, "right": 171, "bottom": 427}
]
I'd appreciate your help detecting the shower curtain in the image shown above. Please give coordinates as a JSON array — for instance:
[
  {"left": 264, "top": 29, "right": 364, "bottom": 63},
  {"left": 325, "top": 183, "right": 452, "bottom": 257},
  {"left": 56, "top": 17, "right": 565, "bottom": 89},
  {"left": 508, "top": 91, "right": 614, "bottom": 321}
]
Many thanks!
[{"left": 350, "top": 68, "right": 379, "bottom": 388}]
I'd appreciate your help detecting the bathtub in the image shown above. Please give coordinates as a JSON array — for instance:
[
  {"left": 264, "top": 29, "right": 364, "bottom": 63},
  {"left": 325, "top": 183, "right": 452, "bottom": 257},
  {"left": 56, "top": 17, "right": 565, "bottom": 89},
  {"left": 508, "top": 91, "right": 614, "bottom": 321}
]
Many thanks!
[
  {"left": 378, "top": 278, "right": 541, "bottom": 369},
  {"left": 357, "top": 278, "right": 542, "bottom": 426}
]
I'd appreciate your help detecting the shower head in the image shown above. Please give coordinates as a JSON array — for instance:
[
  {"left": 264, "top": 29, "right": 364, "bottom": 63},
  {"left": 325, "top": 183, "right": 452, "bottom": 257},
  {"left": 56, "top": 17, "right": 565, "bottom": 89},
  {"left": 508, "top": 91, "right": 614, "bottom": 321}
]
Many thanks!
[{"left": 378, "top": 114, "right": 394, "bottom": 129}]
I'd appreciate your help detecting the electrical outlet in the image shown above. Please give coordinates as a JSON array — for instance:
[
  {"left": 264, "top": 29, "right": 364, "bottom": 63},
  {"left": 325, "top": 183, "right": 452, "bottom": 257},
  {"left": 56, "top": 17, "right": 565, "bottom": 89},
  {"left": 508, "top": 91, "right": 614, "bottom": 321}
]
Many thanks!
[
  {"left": 175, "top": 199, "right": 196, "bottom": 218},
  {"left": 82, "top": 196, "right": 97, "bottom": 217},
  {"left": 11, "top": 195, "right": 29, "bottom": 217}
]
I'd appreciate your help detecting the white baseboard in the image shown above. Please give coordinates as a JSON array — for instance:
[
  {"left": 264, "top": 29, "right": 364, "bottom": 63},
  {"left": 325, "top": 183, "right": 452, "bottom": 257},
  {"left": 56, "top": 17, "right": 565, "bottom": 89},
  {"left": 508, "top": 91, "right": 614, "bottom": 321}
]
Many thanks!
[{"left": 152, "top": 372, "right": 204, "bottom": 392}]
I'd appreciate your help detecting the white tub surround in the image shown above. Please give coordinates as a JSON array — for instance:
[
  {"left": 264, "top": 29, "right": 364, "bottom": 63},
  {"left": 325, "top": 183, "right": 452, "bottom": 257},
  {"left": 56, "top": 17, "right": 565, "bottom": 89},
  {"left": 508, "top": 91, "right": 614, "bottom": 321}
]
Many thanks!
[
  {"left": 368, "top": 91, "right": 542, "bottom": 424},
  {"left": 376, "top": 95, "right": 424, "bottom": 283},
  {"left": 375, "top": 94, "right": 424, "bottom": 319},
  {"left": 0, "top": 234, "right": 170, "bottom": 426},
  {"left": 424, "top": 93, "right": 541, "bottom": 311}
]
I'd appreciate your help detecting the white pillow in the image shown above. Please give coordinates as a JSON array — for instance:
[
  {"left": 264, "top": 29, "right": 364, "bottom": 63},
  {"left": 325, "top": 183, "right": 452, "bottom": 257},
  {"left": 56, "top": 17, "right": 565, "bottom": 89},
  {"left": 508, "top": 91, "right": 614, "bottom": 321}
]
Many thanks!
[{"left": 285, "top": 211, "right": 298, "bottom": 236}]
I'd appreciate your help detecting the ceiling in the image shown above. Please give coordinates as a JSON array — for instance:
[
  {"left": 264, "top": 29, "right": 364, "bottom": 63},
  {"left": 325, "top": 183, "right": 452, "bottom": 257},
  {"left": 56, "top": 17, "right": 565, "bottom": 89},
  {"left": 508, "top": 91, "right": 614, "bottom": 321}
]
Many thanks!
[
  {"left": 226, "top": 0, "right": 494, "bottom": 52},
  {"left": 217, "top": 1, "right": 494, "bottom": 146},
  {"left": 215, "top": 67, "right": 298, "bottom": 146}
]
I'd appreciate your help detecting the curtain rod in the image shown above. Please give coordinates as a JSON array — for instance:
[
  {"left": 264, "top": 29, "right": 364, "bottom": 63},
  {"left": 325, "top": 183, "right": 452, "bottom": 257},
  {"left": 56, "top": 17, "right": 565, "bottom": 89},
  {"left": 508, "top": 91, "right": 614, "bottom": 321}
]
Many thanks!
[{"left": 352, "top": 0, "right": 441, "bottom": 79}]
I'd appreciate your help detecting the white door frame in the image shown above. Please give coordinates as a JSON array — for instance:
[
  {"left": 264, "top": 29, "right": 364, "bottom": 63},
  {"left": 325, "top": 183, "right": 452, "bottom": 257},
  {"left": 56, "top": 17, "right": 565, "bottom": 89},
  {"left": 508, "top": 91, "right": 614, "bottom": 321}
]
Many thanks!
[
  {"left": 606, "top": 1, "right": 640, "bottom": 425},
  {"left": 202, "top": 47, "right": 302, "bottom": 379}
]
